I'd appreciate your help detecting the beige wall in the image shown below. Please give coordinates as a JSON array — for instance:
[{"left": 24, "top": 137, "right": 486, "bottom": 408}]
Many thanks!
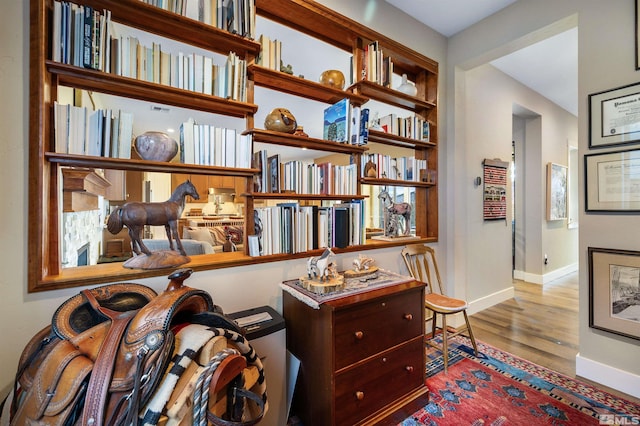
[
  {"left": 448, "top": 0, "right": 640, "bottom": 397},
  {"left": 462, "top": 62, "right": 578, "bottom": 302}
]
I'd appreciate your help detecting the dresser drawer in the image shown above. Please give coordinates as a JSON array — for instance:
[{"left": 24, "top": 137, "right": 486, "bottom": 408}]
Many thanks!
[
  {"left": 334, "top": 288, "right": 423, "bottom": 370},
  {"left": 334, "top": 337, "right": 424, "bottom": 426}
]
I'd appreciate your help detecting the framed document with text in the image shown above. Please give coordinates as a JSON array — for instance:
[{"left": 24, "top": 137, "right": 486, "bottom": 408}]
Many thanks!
[
  {"left": 589, "top": 82, "right": 640, "bottom": 148},
  {"left": 585, "top": 148, "right": 640, "bottom": 212}
]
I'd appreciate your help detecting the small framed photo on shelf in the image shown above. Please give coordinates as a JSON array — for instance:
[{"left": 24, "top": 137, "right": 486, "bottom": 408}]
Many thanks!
[
  {"left": 589, "top": 81, "right": 640, "bottom": 148},
  {"left": 585, "top": 148, "right": 640, "bottom": 212},
  {"left": 267, "top": 154, "right": 280, "bottom": 193},
  {"left": 588, "top": 247, "right": 640, "bottom": 341},
  {"left": 546, "top": 162, "right": 567, "bottom": 221}
]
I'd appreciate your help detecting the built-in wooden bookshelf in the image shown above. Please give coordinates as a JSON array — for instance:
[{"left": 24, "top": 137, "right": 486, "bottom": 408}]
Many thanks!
[{"left": 29, "top": 0, "right": 438, "bottom": 292}]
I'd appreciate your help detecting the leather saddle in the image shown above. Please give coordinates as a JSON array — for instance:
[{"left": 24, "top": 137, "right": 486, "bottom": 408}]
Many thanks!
[{"left": 5, "top": 268, "right": 253, "bottom": 426}]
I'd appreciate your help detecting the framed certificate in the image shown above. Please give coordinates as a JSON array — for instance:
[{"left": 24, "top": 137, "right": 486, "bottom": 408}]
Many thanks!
[
  {"left": 585, "top": 148, "right": 640, "bottom": 212},
  {"left": 589, "top": 82, "right": 640, "bottom": 148}
]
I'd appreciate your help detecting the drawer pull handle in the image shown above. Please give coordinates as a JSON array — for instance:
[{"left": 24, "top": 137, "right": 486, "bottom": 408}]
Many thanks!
[
  {"left": 404, "top": 313, "right": 413, "bottom": 321},
  {"left": 354, "top": 331, "right": 364, "bottom": 340},
  {"left": 355, "top": 391, "right": 365, "bottom": 401},
  {"left": 405, "top": 365, "right": 414, "bottom": 373}
]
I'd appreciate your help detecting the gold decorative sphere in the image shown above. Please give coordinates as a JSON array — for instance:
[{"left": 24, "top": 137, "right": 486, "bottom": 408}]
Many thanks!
[{"left": 319, "top": 70, "right": 345, "bottom": 90}]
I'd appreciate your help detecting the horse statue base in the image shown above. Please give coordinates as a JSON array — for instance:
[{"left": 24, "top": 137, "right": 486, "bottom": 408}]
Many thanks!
[
  {"left": 299, "top": 274, "right": 345, "bottom": 295},
  {"left": 343, "top": 266, "right": 379, "bottom": 279},
  {"left": 123, "top": 250, "right": 190, "bottom": 270}
]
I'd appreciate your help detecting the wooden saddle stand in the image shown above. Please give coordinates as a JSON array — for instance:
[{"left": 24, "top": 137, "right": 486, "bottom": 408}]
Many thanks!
[{"left": 0, "top": 268, "right": 266, "bottom": 426}]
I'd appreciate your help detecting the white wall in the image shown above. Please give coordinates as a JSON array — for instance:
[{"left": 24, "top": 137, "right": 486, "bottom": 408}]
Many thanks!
[
  {"left": 448, "top": 0, "right": 640, "bottom": 397},
  {"left": 460, "top": 62, "right": 578, "bottom": 302}
]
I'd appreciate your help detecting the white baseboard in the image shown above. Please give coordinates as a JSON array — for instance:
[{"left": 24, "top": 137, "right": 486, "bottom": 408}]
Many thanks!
[
  {"left": 513, "top": 263, "right": 578, "bottom": 285},
  {"left": 468, "top": 287, "right": 515, "bottom": 315},
  {"left": 576, "top": 353, "right": 640, "bottom": 399}
]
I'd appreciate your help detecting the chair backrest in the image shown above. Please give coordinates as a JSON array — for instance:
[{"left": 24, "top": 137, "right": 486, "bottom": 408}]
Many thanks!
[{"left": 401, "top": 244, "right": 445, "bottom": 295}]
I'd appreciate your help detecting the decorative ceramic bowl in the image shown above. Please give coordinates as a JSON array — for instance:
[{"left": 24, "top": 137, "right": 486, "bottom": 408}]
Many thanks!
[
  {"left": 264, "top": 108, "right": 297, "bottom": 134},
  {"left": 319, "top": 69, "right": 345, "bottom": 90},
  {"left": 134, "top": 131, "right": 178, "bottom": 162}
]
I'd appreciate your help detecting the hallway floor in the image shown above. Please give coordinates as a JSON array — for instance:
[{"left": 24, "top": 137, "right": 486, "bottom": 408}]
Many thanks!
[{"left": 468, "top": 271, "right": 640, "bottom": 404}]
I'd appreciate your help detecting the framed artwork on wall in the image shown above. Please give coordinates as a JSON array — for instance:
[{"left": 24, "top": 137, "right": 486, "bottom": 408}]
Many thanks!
[
  {"left": 546, "top": 162, "right": 567, "bottom": 221},
  {"left": 588, "top": 82, "right": 640, "bottom": 148},
  {"left": 637, "top": 0, "right": 640, "bottom": 69},
  {"left": 585, "top": 148, "right": 640, "bottom": 212},
  {"left": 589, "top": 247, "right": 640, "bottom": 341},
  {"left": 482, "top": 159, "right": 509, "bottom": 220}
]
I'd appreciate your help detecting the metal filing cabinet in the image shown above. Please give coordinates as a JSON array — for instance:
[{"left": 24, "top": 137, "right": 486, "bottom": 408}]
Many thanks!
[{"left": 229, "top": 306, "right": 286, "bottom": 426}]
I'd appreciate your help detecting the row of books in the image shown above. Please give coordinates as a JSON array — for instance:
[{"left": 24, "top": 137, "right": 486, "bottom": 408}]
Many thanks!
[
  {"left": 279, "top": 161, "right": 358, "bottom": 195},
  {"left": 256, "top": 34, "right": 282, "bottom": 71},
  {"left": 252, "top": 151, "right": 358, "bottom": 195},
  {"left": 362, "top": 40, "right": 393, "bottom": 87},
  {"left": 378, "top": 113, "right": 430, "bottom": 141},
  {"left": 114, "top": 40, "right": 247, "bottom": 101},
  {"left": 53, "top": 102, "right": 133, "bottom": 158},
  {"left": 179, "top": 118, "right": 251, "bottom": 168},
  {"left": 139, "top": 0, "right": 256, "bottom": 39},
  {"left": 323, "top": 98, "right": 370, "bottom": 145},
  {"left": 254, "top": 201, "right": 364, "bottom": 256},
  {"left": 52, "top": 1, "right": 112, "bottom": 70},
  {"left": 362, "top": 153, "right": 427, "bottom": 182},
  {"left": 51, "top": 1, "right": 248, "bottom": 101}
]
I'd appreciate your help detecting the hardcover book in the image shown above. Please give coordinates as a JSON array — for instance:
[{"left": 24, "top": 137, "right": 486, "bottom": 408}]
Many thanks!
[{"left": 323, "top": 98, "right": 350, "bottom": 143}]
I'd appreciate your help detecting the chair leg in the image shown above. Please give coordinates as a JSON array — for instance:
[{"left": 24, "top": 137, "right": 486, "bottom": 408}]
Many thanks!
[
  {"left": 441, "top": 314, "right": 448, "bottom": 373},
  {"left": 431, "top": 311, "right": 437, "bottom": 339},
  {"left": 463, "top": 311, "right": 478, "bottom": 356}
]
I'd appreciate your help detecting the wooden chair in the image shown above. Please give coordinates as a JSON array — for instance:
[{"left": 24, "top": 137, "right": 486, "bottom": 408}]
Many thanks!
[{"left": 401, "top": 244, "right": 478, "bottom": 372}]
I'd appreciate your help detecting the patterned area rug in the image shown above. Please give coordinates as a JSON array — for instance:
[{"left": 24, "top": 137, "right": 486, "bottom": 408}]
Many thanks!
[{"left": 400, "top": 336, "right": 640, "bottom": 425}]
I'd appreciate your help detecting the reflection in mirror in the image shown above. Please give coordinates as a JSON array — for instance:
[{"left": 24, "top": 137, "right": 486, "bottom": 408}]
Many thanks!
[
  {"left": 60, "top": 167, "right": 246, "bottom": 268},
  {"left": 361, "top": 185, "right": 416, "bottom": 239}
]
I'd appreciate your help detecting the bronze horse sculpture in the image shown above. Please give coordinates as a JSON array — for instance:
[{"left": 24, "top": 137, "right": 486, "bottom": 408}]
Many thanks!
[
  {"left": 107, "top": 180, "right": 199, "bottom": 256},
  {"left": 378, "top": 188, "right": 412, "bottom": 237}
]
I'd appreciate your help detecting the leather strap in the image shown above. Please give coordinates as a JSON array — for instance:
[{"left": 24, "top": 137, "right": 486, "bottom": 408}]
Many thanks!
[
  {"left": 80, "top": 290, "right": 137, "bottom": 426},
  {"left": 206, "top": 388, "right": 265, "bottom": 426}
]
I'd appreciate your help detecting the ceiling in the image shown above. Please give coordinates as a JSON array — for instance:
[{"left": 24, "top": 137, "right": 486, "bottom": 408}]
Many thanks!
[{"left": 384, "top": 0, "right": 578, "bottom": 116}]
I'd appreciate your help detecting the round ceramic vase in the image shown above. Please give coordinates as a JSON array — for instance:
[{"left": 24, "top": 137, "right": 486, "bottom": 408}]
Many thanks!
[{"left": 134, "top": 131, "right": 179, "bottom": 162}]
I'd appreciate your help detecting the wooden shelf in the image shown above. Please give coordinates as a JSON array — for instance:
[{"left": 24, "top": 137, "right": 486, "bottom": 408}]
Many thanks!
[
  {"left": 46, "top": 153, "right": 259, "bottom": 177},
  {"left": 48, "top": 61, "right": 258, "bottom": 118},
  {"left": 245, "top": 129, "right": 369, "bottom": 154},
  {"left": 242, "top": 192, "right": 366, "bottom": 201},
  {"left": 348, "top": 80, "right": 436, "bottom": 113},
  {"left": 367, "top": 129, "right": 436, "bottom": 149},
  {"left": 360, "top": 177, "right": 435, "bottom": 188},
  {"left": 74, "top": 0, "right": 261, "bottom": 57},
  {"left": 249, "top": 65, "right": 369, "bottom": 105},
  {"left": 30, "top": 0, "right": 439, "bottom": 291}
]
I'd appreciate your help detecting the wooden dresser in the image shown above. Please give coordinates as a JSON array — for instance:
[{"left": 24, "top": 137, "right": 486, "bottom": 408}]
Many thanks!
[{"left": 283, "top": 277, "right": 428, "bottom": 425}]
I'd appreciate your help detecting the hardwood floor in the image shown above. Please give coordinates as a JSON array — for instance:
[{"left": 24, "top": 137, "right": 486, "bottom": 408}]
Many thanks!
[{"left": 468, "top": 272, "right": 640, "bottom": 404}]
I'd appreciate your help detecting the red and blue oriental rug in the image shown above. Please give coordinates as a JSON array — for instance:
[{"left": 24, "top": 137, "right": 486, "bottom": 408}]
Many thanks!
[{"left": 401, "top": 336, "right": 640, "bottom": 425}]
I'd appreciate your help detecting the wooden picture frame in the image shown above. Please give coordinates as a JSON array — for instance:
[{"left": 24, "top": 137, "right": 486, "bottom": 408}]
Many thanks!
[
  {"left": 585, "top": 148, "right": 640, "bottom": 212},
  {"left": 589, "top": 82, "right": 640, "bottom": 148},
  {"left": 637, "top": 0, "right": 640, "bottom": 69},
  {"left": 267, "top": 154, "right": 280, "bottom": 193},
  {"left": 589, "top": 247, "right": 640, "bottom": 341},
  {"left": 482, "top": 159, "right": 509, "bottom": 220},
  {"left": 546, "top": 162, "right": 567, "bottom": 221}
]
